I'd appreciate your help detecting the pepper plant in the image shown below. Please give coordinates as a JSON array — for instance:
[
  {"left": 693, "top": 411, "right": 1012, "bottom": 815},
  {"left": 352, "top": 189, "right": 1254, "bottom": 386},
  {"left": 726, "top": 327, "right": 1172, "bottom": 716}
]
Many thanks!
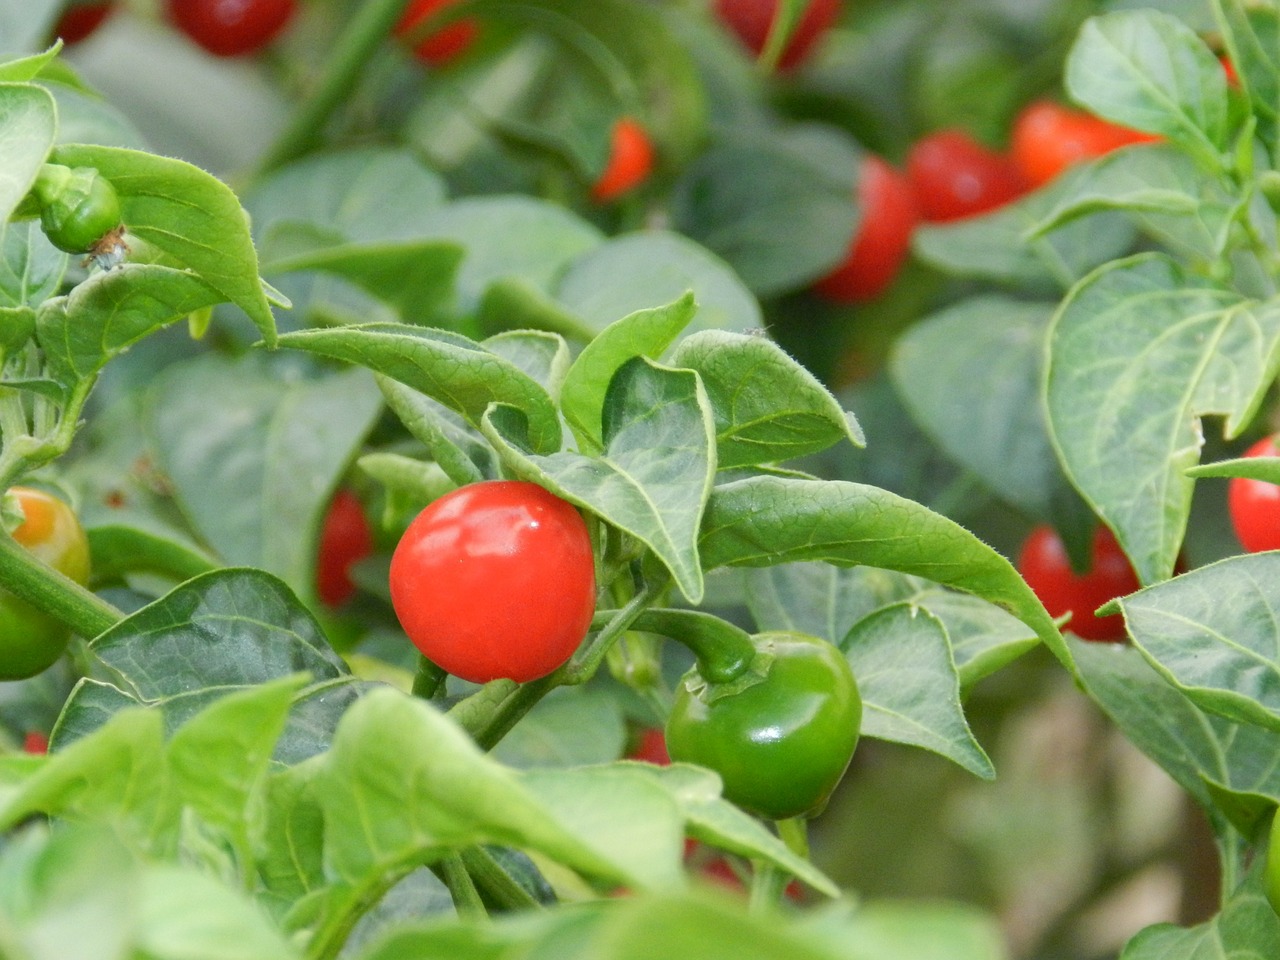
[{"left": 3, "top": 1, "right": 1280, "bottom": 958}]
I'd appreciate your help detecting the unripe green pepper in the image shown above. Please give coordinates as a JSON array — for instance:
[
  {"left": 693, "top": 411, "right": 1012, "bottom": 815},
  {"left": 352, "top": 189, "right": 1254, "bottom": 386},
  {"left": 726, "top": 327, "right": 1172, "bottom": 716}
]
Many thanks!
[
  {"left": 664, "top": 629, "right": 862, "bottom": 821},
  {"left": 31, "top": 163, "right": 123, "bottom": 255},
  {"left": 0, "top": 487, "right": 91, "bottom": 680}
]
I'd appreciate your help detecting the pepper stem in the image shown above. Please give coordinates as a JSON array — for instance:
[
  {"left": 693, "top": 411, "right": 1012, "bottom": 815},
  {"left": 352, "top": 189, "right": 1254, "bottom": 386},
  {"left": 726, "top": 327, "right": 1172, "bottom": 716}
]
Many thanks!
[{"left": 591, "top": 608, "right": 756, "bottom": 685}]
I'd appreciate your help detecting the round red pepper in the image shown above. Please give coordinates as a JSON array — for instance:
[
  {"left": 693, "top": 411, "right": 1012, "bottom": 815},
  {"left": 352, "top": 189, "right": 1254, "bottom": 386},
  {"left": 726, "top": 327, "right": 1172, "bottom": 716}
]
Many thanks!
[
  {"left": 389, "top": 480, "right": 596, "bottom": 684},
  {"left": 1228, "top": 436, "right": 1280, "bottom": 553}
]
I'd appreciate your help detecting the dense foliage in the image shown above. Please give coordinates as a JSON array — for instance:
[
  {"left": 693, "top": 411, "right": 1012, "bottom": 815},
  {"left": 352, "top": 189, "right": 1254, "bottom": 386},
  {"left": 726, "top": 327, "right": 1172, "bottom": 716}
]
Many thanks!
[{"left": 4, "top": 1, "right": 1280, "bottom": 958}]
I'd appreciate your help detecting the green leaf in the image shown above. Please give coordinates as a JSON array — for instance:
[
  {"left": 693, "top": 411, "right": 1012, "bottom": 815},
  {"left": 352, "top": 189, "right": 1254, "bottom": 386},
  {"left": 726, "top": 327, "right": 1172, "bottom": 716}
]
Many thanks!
[
  {"left": 134, "top": 864, "right": 305, "bottom": 960},
  {"left": 36, "top": 264, "right": 222, "bottom": 386},
  {"left": 1029, "top": 143, "right": 1240, "bottom": 261},
  {"left": 1120, "top": 862, "right": 1280, "bottom": 959},
  {"left": 629, "top": 763, "right": 838, "bottom": 896},
  {"left": 1044, "top": 254, "right": 1280, "bottom": 584},
  {"left": 275, "top": 323, "right": 561, "bottom": 455},
  {"left": 842, "top": 604, "right": 993, "bottom": 778},
  {"left": 257, "top": 760, "right": 326, "bottom": 915},
  {"left": 890, "top": 296, "right": 1089, "bottom": 533},
  {"left": 913, "top": 180, "right": 1135, "bottom": 293},
  {"left": 0, "top": 220, "right": 65, "bottom": 308},
  {"left": 0, "top": 306, "right": 35, "bottom": 354},
  {"left": 49, "top": 143, "right": 278, "bottom": 344},
  {"left": 316, "top": 688, "right": 629, "bottom": 889},
  {"left": 1115, "top": 554, "right": 1280, "bottom": 736},
  {"left": 0, "top": 82, "right": 56, "bottom": 227},
  {"left": 483, "top": 328, "right": 572, "bottom": 398},
  {"left": 245, "top": 146, "right": 450, "bottom": 250},
  {"left": 1188, "top": 455, "right": 1280, "bottom": 482},
  {"left": 491, "top": 687, "right": 627, "bottom": 769},
  {"left": 671, "top": 329, "right": 863, "bottom": 468},
  {"left": 376, "top": 376, "right": 494, "bottom": 487},
  {"left": 85, "top": 524, "right": 219, "bottom": 583},
  {"left": 1217, "top": 0, "right": 1280, "bottom": 160},
  {"left": 1075, "top": 638, "right": 1280, "bottom": 838},
  {"left": 165, "top": 676, "right": 307, "bottom": 857},
  {"left": 416, "top": 195, "right": 603, "bottom": 312},
  {"left": 670, "top": 124, "right": 858, "bottom": 297},
  {"left": 85, "top": 569, "right": 347, "bottom": 698},
  {"left": 556, "top": 231, "right": 763, "bottom": 337},
  {"left": 516, "top": 765, "right": 688, "bottom": 891},
  {"left": 0, "top": 707, "right": 166, "bottom": 836},
  {"left": 0, "top": 825, "right": 140, "bottom": 960},
  {"left": 146, "top": 352, "right": 384, "bottom": 591},
  {"left": 263, "top": 240, "right": 464, "bottom": 325},
  {"left": 484, "top": 356, "right": 717, "bottom": 603},
  {"left": 560, "top": 293, "right": 698, "bottom": 454},
  {"left": 700, "top": 475, "right": 1068, "bottom": 671},
  {"left": 1066, "top": 11, "right": 1230, "bottom": 167}
]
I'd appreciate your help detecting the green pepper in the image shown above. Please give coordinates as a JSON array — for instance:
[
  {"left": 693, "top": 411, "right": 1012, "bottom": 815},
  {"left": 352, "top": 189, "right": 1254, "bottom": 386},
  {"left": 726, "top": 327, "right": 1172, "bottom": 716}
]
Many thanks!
[
  {"left": 0, "top": 488, "right": 91, "bottom": 680},
  {"left": 31, "top": 163, "right": 123, "bottom": 255},
  {"left": 660, "top": 620, "right": 861, "bottom": 821}
]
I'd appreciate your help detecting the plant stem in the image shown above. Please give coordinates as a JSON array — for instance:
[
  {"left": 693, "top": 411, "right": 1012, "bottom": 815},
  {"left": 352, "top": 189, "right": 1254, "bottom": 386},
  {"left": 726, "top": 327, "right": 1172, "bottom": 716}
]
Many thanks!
[
  {"left": 775, "top": 817, "right": 810, "bottom": 861},
  {"left": 0, "top": 529, "right": 123, "bottom": 639},
  {"left": 440, "top": 853, "right": 488, "bottom": 919},
  {"left": 411, "top": 655, "right": 448, "bottom": 700},
  {"left": 620, "top": 608, "right": 755, "bottom": 684},
  {"left": 459, "top": 847, "right": 544, "bottom": 911},
  {"left": 456, "top": 581, "right": 661, "bottom": 751},
  {"left": 255, "top": 0, "right": 417, "bottom": 175}
]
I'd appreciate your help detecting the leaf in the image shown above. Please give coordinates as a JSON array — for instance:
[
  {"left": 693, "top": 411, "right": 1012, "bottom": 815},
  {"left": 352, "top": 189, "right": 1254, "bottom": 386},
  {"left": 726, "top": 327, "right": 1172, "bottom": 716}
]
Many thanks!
[
  {"left": 49, "top": 143, "right": 278, "bottom": 343},
  {"left": 841, "top": 604, "right": 993, "bottom": 778},
  {"left": 1217, "top": 0, "right": 1280, "bottom": 159},
  {"left": 1066, "top": 11, "right": 1230, "bottom": 167},
  {"left": 164, "top": 676, "right": 307, "bottom": 855},
  {"left": 1114, "top": 554, "right": 1280, "bottom": 736},
  {"left": 1044, "top": 254, "right": 1280, "bottom": 584},
  {"left": 415, "top": 195, "right": 603, "bottom": 312},
  {"left": 1075, "top": 638, "right": 1280, "bottom": 838},
  {"left": 245, "top": 146, "right": 450, "bottom": 250},
  {"left": 671, "top": 330, "right": 863, "bottom": 468},
  {"left": 670, "top": 124, "right": 858, "bottom": 297},
  {"left": 0, "top": 220, "right": 65, "bottom": 308},
  {"left": 629, "top": 763, "right": 839, "bottom": 896},
  {"left": 483, "top": 329, "right": 572, "bottom": 398},
  {"left": 912, "top": 180, "right": 1135, "bottom": 293},
  {"left": 36, "top": 264, "right": 222, "bottom": 386},
  {"left": 1029, "top": 143, "right": 1240, "bottom": 261},
  {"left": 1119, "top": 862, "right": 1280, "bottom": 959},
  {"left": 0, "top": 707, "right": 166, "bottom": 835},
  {"left": 275, "top": 323, "right": 562, "bottom": 455},
  {"left": 1188, "top": 455, "right": 1280, "bottom": 483},
  {"left": 85, "top": 569, "right": 347, "bottom": 699},
  {"left": 559, "top": 293, "right": 698, "bottom": 454},
  {"left": 491, "top": 688, "right": 627, "bottom": 770},
  {"left": 146, "top": 352, "right": 384, "bottom": 591},
  {"left": 0, "top": 82, "right": 56, "bottom": 226},
  {"left": 700, "top": 475, "right": 1068, "bottom": 671},
  {"left": 890, "top": 296, "right": 1084, "bottom": 524},
  {"left": 315, "top": 688, "right": 629, "bottom": 889},
  {"left": 376, "top": 376, "right": 494, "bottom": 488},
  {"left": 556, "top": 231, "right": 763, "bottom": 337},
  {"left": 484, "top": 356, "right": 717, "bottom": 603},
  {"left": 85, "top": 524, "right": 219, "bottom": 583},
  {"left": 263, "top": 239, "right": 464, "bottom": 324}
]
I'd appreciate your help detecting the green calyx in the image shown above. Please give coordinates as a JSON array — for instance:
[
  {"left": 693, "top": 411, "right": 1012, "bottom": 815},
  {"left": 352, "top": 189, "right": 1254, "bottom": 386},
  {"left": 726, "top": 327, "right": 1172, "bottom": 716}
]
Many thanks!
[{"left": 32, "top": 163, "right": 123, "bottom": 254}]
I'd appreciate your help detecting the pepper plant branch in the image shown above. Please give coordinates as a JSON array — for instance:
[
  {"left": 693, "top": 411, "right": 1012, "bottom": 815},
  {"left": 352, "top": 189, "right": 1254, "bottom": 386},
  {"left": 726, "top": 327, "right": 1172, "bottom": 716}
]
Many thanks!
[
  {"left": 458, "top": 847, "right": 544, "bottom": 911},
  {"left": 0, "top": 529, "right": 123, "bottom": 639},
  {"left": 439, "top": 853, "right": 488, "bottom": 919},
  {"left": 458, "top": 580, "right": 662, "bottom": 751},
  {"left": 255, "top": 0, "right": 417, "bottom": 174}
]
